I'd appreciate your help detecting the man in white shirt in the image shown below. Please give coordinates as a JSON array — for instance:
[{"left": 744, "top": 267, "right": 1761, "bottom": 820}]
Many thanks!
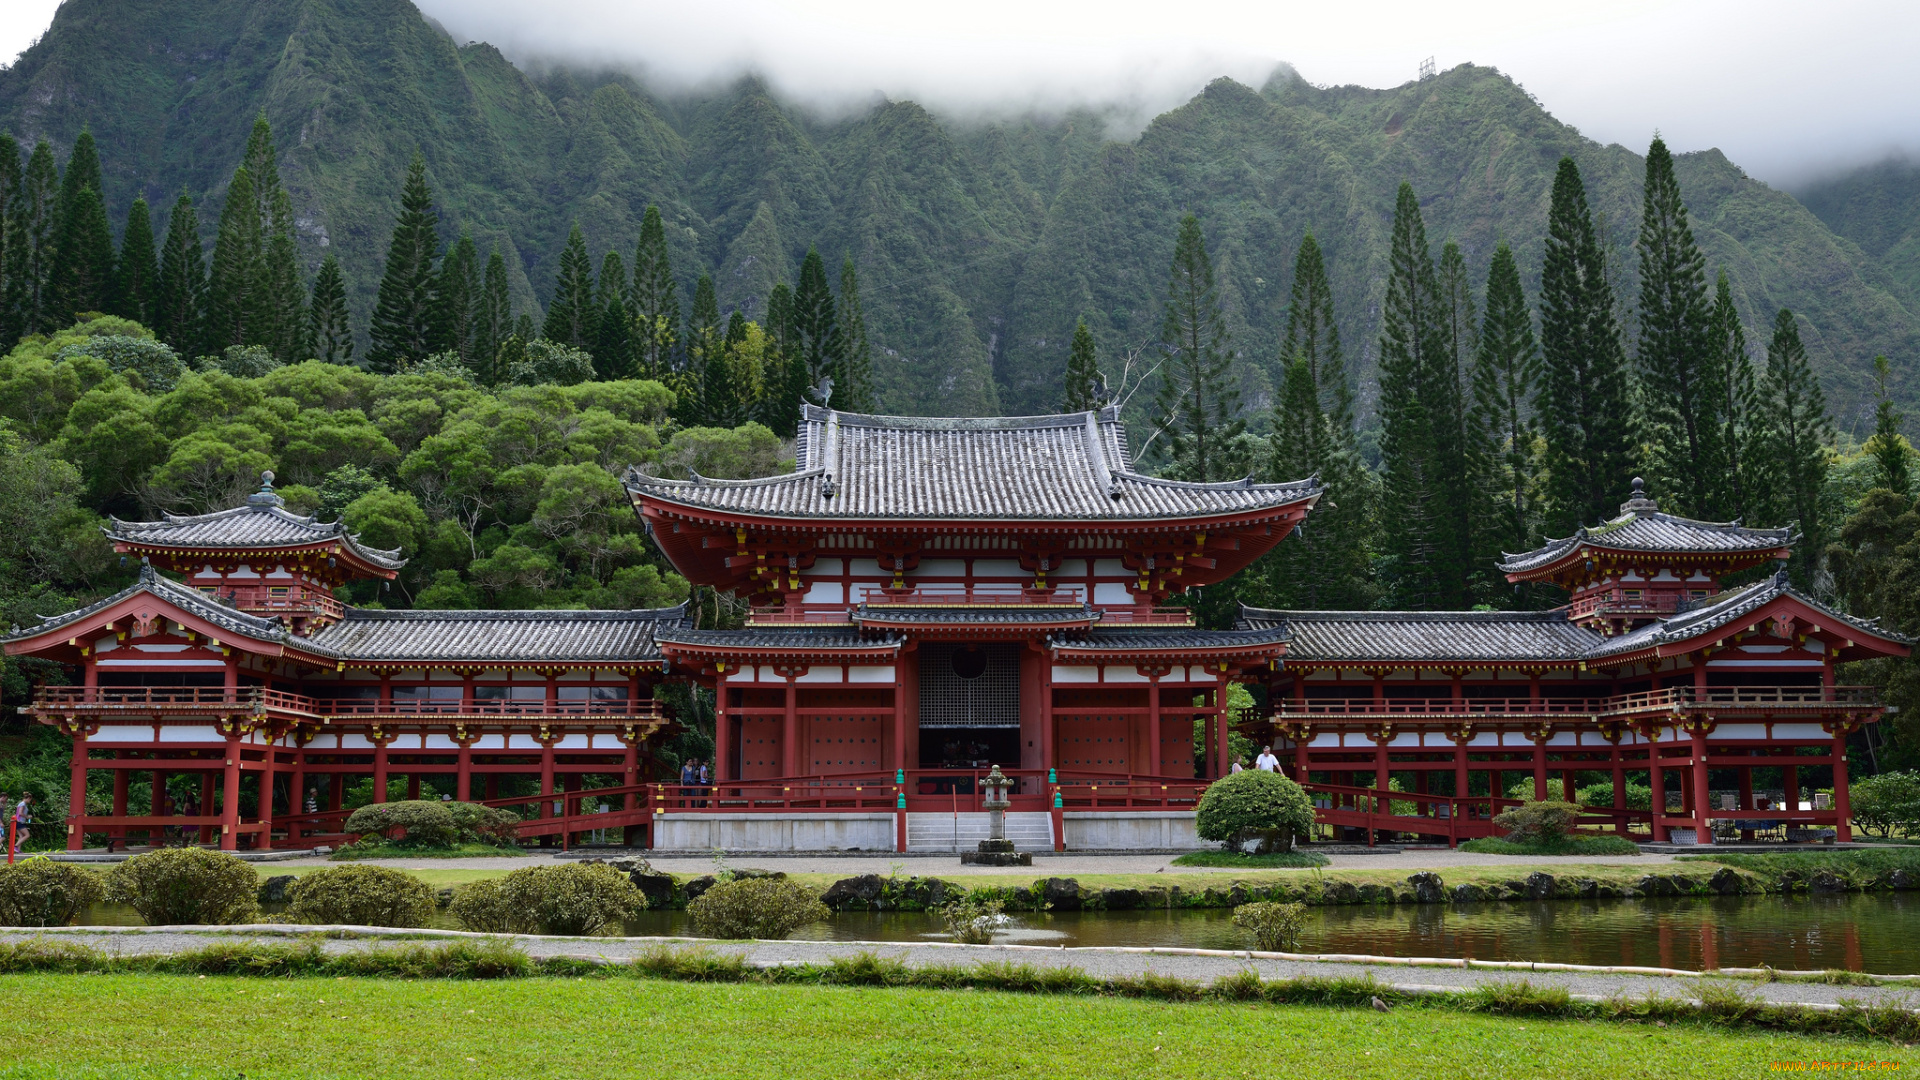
[{"left": 1254, "top": 746, "right": 1280, "bottom": 772}]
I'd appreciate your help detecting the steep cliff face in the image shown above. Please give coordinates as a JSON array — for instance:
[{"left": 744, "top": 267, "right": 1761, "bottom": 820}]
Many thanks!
[{"left": 3, "top": 0, "right": 1912, "bottom": 420}]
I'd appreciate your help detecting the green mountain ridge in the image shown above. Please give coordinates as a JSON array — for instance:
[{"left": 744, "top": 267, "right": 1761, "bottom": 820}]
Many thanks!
[{"left": 2, "top": 0, "right": 1913, "bottom": 424}]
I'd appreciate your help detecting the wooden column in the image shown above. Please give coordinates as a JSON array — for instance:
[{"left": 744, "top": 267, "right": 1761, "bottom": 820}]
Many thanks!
[
  {"left": 67, "top": 732, "right": 88, "bottom": 851},
  {"left": 1784, "top": 763, "right": 1800, "bottom": 814},
  {"left": 111, "top": 751, "right": 129, "bottom": 847},
  {"left": 1532, "top": 740, "right": 1548, "bottom": 801},
  {"left": 1648, "top": 734, "right": 1668, "bottom": 841},
  {"left": 1833, "top": 735, "right": 1853, "bottom": 842},
  {"left": 539, "top": 740, "right": 556, "bottom": 820},
  {"left": 622, "top": 742, "right": 639, "bottom": 812},
  {"left": 258, "top": 735, "right": 278, "bottom": 850},
  {"left": 714, "top": 681, "right": 731, "bottom": 785},
  {"left": 782, "top": 676, "right": 798, "bottom": 779},
  {"left": 455, "top": 738, "right": 473, "bottom": 803},
  {"left": 219, "top": 733, "right": 242, "bottom": 852},
  {"left": 287, "top": 746, "right": 305, "bottom": 848},
  {"left": 372, "top": 737, "right": 389, "bottom": 804},
  {"left": 1690, "top": 726, "right": 1714, "bottom": 845},
  {"left": 1146, "top": 671, "right": 1163, "bottom": 779}
]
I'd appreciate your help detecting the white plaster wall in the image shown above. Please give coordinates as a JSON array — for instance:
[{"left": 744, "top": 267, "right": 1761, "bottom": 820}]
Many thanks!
[
  {"left": 1063, "top": 811, "right": 1203, "bottom": 850},
  {"left": 654, "top": 813, "right": 895, "bottom": 852}
]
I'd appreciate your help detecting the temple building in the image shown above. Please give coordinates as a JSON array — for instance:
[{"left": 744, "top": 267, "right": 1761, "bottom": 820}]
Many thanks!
[{"left": 5, "top": 406, "right": 1908, "bottom": 852}]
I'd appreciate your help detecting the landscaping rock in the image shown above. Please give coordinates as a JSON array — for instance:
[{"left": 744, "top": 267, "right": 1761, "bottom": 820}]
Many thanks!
[
  {"left": 1320, "top": 880, "right": 1358, "bottom": 904},
  {"left": 1890, "top": 869, "right": 1915, "bottom": 891},
  {"left": 257, "top": 874, "right": 295, "bottom": 905},
  {"left": 891, "top": 877, "right": 955, "bottom": 909},
  {"left": 1635, "top": 874, "right": 1680, "bottom": 897},
  {"left": 821, "top": 874, "right": 886, "bottom": 910},
  {"left": 1707, "top": 868, "right": 1746, "bottom": 896},
  {"left": 1524, "top": 872, "right": 1556, "bottom": 900},
  {"left": 628, "top": 870, "right": 678, "bottom": 907},
  {"left": 1406, "top": 872, "right": 1446, "bottom": 904},
  {"left": 1810, "top": 870, "right": 1848, "bottom": 894},
  {"left": 1451, "top": 883, "right": 1486, "bottom": 902},
  {"left": 1040, "top": 877, "right": 1084, "bottom": 911},
  {"left": 1356, "top": 883, "right": 1396, "bottom": 904},
  {"left": 681, "top": 867, "right": 787, "bottom": 904},
  {"left": 435, "top": 886, "right": 455, "bottom": 909},
  {"left": 1100, "top": 888, "right": 1142, "bottom": 911}
]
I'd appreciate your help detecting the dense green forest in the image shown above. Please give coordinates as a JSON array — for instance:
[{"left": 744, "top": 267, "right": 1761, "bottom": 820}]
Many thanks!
[{"left": 1, "top": 0, "right": 1915, "bottom": 424}]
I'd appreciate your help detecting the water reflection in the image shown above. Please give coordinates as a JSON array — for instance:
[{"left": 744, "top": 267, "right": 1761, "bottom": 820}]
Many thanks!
[{"left": 69, "top": 892, "right": 1917, "bottom": 974}]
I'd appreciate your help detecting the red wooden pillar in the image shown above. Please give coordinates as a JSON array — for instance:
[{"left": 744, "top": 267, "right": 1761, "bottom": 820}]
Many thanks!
[
  {"left": 1146, "top": 671, "right": 1163, "bottom": 779},
  {"left": 714, "top": 674, "right": 732, "bottom": 785},
  {"left": 456, "top": 738, "right": 473, "bottom": 803},
  {"left": 258, "top": 734, "right": 278, "bottom": 850},
  {"left": 1453, "top": 741, "right": 1469, "bottom": 805},
  {"left": 782, "top": 676, "right": 798, "bottom": 779},
  {"left": 287, "top": 746, "right": 305, "bottom": 848},
  {"left": 1648, "top": 735, "right": 1668, "bottom": 842},
  {"left": 1833, "top": 735, "right": 1853, "bottom": 842},
  {"left": 111, "top": 751, "right": 129, "bottom": 846},
  {"left": 372, "top": 737, "right": 390, "bottom": 804},
  {"left": 1690, "top": 726, "right": 1714, "bottom": 845},
  {"left": 1531, "top": 740, "right": 1548, "bottom": 801},
  {"left": 622, "top": 742, "right": 639, "bottom": 812},
  {"left": 150, "top": 766, "right": 166, "bottom": 847},
  {"left": 1213, "top": 678, "right": 1231, "bottom": 779},
  {"left": 891, "top": 663, "right": 907, "bottom": 775},
  {"left": 1784, "top": 763, "right": 1800, "bottom": 814},
  {"left": 539, "top": 740, "right": 556, "bottom": 820},
  {"left": 67, "top": 732, "right": 88, "bottom": 851},
  {"left": 219, "top": 733, "right": 242, "bottom": 852}
]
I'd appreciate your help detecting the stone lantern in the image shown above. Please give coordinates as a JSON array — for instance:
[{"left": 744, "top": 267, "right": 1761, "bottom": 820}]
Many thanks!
[{"left": 961, "top": 765, "right": 1032, "bottom": 866}]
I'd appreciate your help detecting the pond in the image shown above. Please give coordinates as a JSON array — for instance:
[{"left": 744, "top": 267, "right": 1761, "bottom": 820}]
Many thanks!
[{"left": 74, "top": 892, "right": 1920, "bottom": 974}]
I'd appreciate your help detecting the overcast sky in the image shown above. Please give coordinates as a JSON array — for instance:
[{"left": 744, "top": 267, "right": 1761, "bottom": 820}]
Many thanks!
[{"left": 5, "top": 0, "right": 1916, "bottom": 187}]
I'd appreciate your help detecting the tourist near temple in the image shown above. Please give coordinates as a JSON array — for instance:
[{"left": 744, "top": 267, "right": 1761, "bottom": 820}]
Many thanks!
[{"left": 5, "top": 403, "right": 1909, "bottom": 852}]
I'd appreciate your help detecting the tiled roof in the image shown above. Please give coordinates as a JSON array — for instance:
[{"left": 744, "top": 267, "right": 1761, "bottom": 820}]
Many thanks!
[
  {"left": 1237, "top": 607, "right": 1601, "bottom": 663},
  {"left": 309, "top": 605, "right": 688, "bottom": 664},
  {"left": 1498, "top": 487, "right": 1793, "bottom": 575},
  {"left": 853, "top": 605, "right": 1098, "bottom": 627},
  {"left": 626, "top": 405, "right": 1321, "bottom": 522},
  {"left": 106, "top": 492, "right": 406, "bottom": 571},
  {"left": 653, "top": 628, "right": 904, "bottom": 651},
  {"left": 4, "top": 565, "right": 315, "bottom": 650},
  {"left": 1587, "top": 573, "right": 1910, "bottom": 658},
  {"left": 1048, "top": 627, "right": 1291, "bottom": 652}
]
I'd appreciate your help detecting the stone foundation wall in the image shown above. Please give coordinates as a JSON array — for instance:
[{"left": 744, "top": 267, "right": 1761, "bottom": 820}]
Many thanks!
[
  {"left": 653, "top": 813, "right": 896, "bottom": 852},
  {"left": 1061, "top": 811, "right": 1203, "bottom": 850}
]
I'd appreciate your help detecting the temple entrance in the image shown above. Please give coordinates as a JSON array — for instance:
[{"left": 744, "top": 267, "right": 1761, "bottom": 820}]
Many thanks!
[{"left": 917, "top": 644, "right": 1020, "bottom": 769}]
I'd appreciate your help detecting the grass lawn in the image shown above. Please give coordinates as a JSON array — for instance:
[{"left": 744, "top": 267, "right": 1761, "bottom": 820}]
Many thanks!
[
  {"left": 1458, "top": 834, "right": 1643, "bottom": 857},
  {"left": 328, "top": 842, "right": 526, "bottom": 861},
  {"left": 1169, "top": 850, "right": 1330, "bottom": 868},
  {"left": 1, "top": 973, "right": 1905, "bottom": 1079}
]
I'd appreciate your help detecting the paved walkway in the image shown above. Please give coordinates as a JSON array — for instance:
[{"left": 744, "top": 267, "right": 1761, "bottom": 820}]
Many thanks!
[{"left": 11, "top": 927, "right": 1909, "bottom": 1010}]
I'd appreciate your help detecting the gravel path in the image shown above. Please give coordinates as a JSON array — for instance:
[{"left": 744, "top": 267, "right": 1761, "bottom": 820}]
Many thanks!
[{"left": 12, "top": 927, "right": 1910, "bottom": 1010}]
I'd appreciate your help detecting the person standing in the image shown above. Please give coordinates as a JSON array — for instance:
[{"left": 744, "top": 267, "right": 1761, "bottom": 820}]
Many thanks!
[
  {"left": 1254, "top": 746, "right": 1281, "bottom": 772},
  {"left": 11, "top": 793, "right": 31, "bottom": 853}
]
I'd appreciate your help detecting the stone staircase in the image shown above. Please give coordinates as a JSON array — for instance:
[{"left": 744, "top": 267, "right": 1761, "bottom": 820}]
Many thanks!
[{"left": 906, "top": 811, "right": 1053, "bottom": 853}]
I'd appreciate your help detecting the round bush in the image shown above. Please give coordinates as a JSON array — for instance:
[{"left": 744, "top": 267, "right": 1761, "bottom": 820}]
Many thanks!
[
  {"left": 104, "top": 848, "right": 259, "bottom": 925},
  {"left": 1195, "top": 770, "right": 1316, "bottom": 852},
  {"left": 286, "top": 865, "right": 437, "bottom": 927},
  {"left": 687, "top": 877, "right": 831, "bottom": 940},
  {"left": 444, "top": 802, "right": 522, "bottom": 846},
  {"left": 0, "top": 859, "right": 105, "bottom": 926},
  {"left": 1492, "top": 800, "right": 1582, "bottom": 843},
  {"left": 343, "top": 800, "right": 458, "bottom": 848},
  {"left": 449, "top": 863, "right": 644, "bottom": 936}
]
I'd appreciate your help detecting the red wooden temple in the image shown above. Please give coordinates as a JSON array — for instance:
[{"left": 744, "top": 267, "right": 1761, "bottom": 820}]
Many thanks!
[{"left": 6, "top": 408, "right": 1908, "bottom": 851}]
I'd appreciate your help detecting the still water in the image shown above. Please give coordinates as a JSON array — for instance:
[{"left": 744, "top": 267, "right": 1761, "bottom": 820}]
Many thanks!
[{"left": 75, "top": 892, "right": 1920, "bottom": 974}]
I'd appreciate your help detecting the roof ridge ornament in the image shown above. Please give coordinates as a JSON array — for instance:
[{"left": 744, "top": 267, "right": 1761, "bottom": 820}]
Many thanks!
[
  {"left": 1619, "top": 476, "right": 1658, "bottom": 516},
  {"left": 246, "top": 470, "right": 285, "bottom": 510}
]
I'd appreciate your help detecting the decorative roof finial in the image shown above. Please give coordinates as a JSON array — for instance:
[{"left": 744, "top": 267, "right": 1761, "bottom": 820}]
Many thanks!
[
  {"left": 1620, "top": 476, "right": 1658, "bottom": 516},
  {"left": 808, "top": 374, "right": 834, "bottom": 408},
  {"left": 246, "top": 468, "right": 285, "bottom": 509}
]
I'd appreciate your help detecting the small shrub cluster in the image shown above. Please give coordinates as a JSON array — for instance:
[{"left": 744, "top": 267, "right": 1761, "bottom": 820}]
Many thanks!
[
  {"left": 1194, "top": 770, "right": 1316, "bottom": 853},
  {"left": 0, "top": 859, "right": 104, "bottom": 926},
  {"left": 286, "top": 865, "right": 437, "bottom": 927},
  {"left": 450, "top": 863, "right": 644, "bottom": 936},
  {"left": 686, "top": 876, "right": 830, "bottom": 940},
  {"left": 1849, "top": 771, "right": 1920, "bottom": 838},
  {"left": 1231, "top": 900, "right": 1308, "bottom": 952},
  {"left": 1491, "top": 800, "right": 1582, "bottom": 843},
  {"left": 104, "top": 848, "right": 259, "bottom": 925},
  {"left": 937, "top": 896, "right": 1006, "bottom": 945},
  {"left": 342, "top": 800, "right": 520, "bottom": 850}
]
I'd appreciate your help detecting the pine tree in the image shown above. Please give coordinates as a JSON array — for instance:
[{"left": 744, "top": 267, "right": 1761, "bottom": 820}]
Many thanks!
[
  {"left": 1376, "top": 184, "right": 1475, "bottom": 607},
  {"left": 242, "top": 118, "right": 307, "bottom": 361},
  {"left": 1636, "top": 137, "right": 1725, "bottom": 517},
  {"left": 792, "top": 246, "right": 845, "bottom": 392},
  {"left": 593, "top": 249, "right": 632, "bottom": 380},
  {"left": 1538, "top": 157, "right": 1637, "bottom": 534},
  {"left": 0, "top": 134, "right": 20, "bottom": 347},
  {"left": 1151, "top": 214, "right": 1243, "bottom": 482},
  {"left": 1709, "top": 269, "right": 1763, "bottom": 519},
  {"left": 1262, "top": 353, "right": 1378, "bottom": 610},
  {"left": 542, "top": 223, "right": 594, "bottom": 351},
  {"left": 307, "top": 254, "right": 353, "bottom": 364},
  {"left": 1470, "top": 241, "right": 1543, "bottom": 570},
  {"left": 1061, "top": 318, "right": 1103, "bottom": 411},
  {"left": 10, "top": 140, "right": 60, "bottom": 337},
  {"left": 151, "top": 193, "right": 206, "bottom": 354},
  {"left": 114, "top": 197, "right": 158, "bottom": 326},
  {"left": 757, "top": 281, "right": 804, "bottom": 436},
  {"left": 837, "top": 255, "right": 874, "bottom": 411},
  {"left": 474, "top": 246, "right": 512, "bottom": 383},
  {"left": 1867, "top": 355, "right": 1912, "bottom": 498},
  {"left": 1434, "top": 239, "right": 1486, "bottom": 600},
  {"left": 1281, "top": 232, "right": 1351, "bottom": 434},
  {"left": 688, "top": 273, "right": 720, "bottom": 361},
  {"left": 628, "top": 204, "right": 680, "bottom": 379},
  {"left": 205, "top": 165, "right": 264, "bottom": 354},
  {"left": 432, "top": 232, "right": 479, "bottom": 361},
  {"left": 1759, "top": 309, "right": 1832, "bottom": 580},
  {"left": 50, "top": 131, "right": 116, "bottom": 323},
  {"left": 366, "top": 154, "right": 441, "bottom": 372}
]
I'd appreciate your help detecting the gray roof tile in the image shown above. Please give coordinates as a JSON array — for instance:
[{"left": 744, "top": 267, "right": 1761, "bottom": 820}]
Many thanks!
[
  {"left": 1498, "top": 490, "right": 1793, "bottom": 575},
  {"left": 1587, "top": 572, "right": 1910, "bottom": 658},
  {"left": 1048, "top": 627, "right": 1290, "bottom": 651},
  {"left": 5, "top": 565, "right": 317, "bottom": 650},
  {"left": 106, "top": 500, "right": 406, "bottom": 570},
  {"left": 854, "top": 605, "right": 1098, "bottom": 627},
  {"left": 627, "top": 405, "right": 1321, "bottom": 522},
  {"left": 654, "top": 628, "right": 904, "bottom": 651},
  {"left": 1238, "top": 607, "right": 1600, "bottom": 663},
  {"left": 309, "top": 606, "right": 688, "bottom": 664}
]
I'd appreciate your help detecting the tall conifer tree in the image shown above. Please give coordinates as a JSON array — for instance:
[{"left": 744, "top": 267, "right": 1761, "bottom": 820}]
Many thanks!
[
  {"left": 1636, "top": 137, "right": 1724, "bottom": 517},
  {"left": 239, "top": 118, "right": 307, "bottom": 360},
  {"left": 542, "top": 224, "right": 594, "bottom": 351},
  {"left": 11, "top": 140, "right": 60, "bottom": 337},
  {"left": 1708, "top": 269, "right": 1762, "bottom": 519},
  {"left": 1470, "top": 241, "right": 1543, "bottom": 570},
  {"left": 0, "top": 135, "right": 21, "bottom": 347},
  {"left": 758, "top": 281, "right": 805, "bottom": 436},
  {"left": 837, "top": 255, "right": 874, "bottom": 411},
  {"left": 1281, "top": 232, "right": 1350, "bottom": 433},
  {"left": 1263, "top": 355, "right": 1377, "bottom": 609},
  {"left": 593, "top": 249, "right": 632, "bottom": 380},
  {"left": 114, "top": 197, "right": 158, "bottom": 326},
  {"left": 628, "top": 205, "right": 680, "bottom": 379},
  {"left": 151, "top": 193, "right": 206, "bottom": 354},
  {"left": 307, "top": 254, "right": 353, "bottom": 364},
  {"left": 687, "top": 273, "right": 720, "bottom": 363},
  {"left": 432, "top": 232, "right": 479, "bottom": 361},
  {"left": 1867, "top": 355, "right": 1911, "bottom": 498},
  {"left": 52, "top": 185, "right": 115, "bottom": 323},
  {"left": 1760, "top": 309, "right": 1832, "bottom": 579},
  {"left": 367, "top": 155, "right": 441, "bottom": 372},
  {"left": 474, "top": 246, "right": 512, "bottom": 383},
  {"left": 1152, "top": 214, "right": 1243, "bottom": 482},
  {"left": 1538, "top": 157, "right": 1636, "bottom": 533},
  {"left": 205, "top": 166, "right": 264, "bottom": 354},
  {"left": 791, "top": 247, "right": 845, "bottom": 393},
  {"left": 1061, "top": 318, "right": 1103, "bottom": 411},
  {"left": 1434, "top": 239, "right": 1485, "bottom": 601}
]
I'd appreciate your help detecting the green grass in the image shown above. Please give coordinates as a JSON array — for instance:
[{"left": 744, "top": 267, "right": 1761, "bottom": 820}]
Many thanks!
[
  {"left": 0, "top": 951, "right": 1908, "bottom": 1079},
  {"left": 1458, "top": 834, "right": 1643, "bottom": 857},
  {"left": 327, "top": 841, "right": 526, "bottom": 861},
  {"left": 1169, "top": 850, "right": 1330, "bottom": 869},
  {"left": 1682, "top": 847, "right": 1920, "bottom": 880}
]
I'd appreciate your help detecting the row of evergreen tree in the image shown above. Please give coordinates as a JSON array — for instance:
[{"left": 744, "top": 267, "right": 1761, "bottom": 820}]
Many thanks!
[{"left": 1077, "top": 139, "right": 1849, "bottom": 611}]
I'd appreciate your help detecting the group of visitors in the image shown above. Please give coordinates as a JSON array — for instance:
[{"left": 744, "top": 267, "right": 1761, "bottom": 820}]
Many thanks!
[
  {"left": 0, "top": 792, "right": 32, "bottom": 853},
  {"left": 1229, "top": 747, "right": 1284, "bottom": 775},
  {"left": 678, "top": 758, "right": 711, "bottom": 805}
]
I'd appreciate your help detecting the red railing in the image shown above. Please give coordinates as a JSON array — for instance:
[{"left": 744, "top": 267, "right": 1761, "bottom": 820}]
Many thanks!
[
  {"left": 1263, "top": 685, "right": 1880, "bottom": 721},
  {"left": 1566, "top": 590, "right": 1687, "bottom": 620},
  {"left": 861, "top": 587, "right": 1078, "bottom": 607},
  {"left": 29, "top": 686, "right": 670, "bottom": 721}
]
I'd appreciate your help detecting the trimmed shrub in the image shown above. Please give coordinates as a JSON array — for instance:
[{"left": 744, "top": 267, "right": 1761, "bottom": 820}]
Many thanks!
[
  {"left": 937, "top": 896, "right": 1005, "bottom": 945},
  {"left": 1493, "top": 800, "right": 1583, "bottom": 843},
  {"left": 687, "top": 877, "right": 831, "bottom": 940},
  {"left": 0, "top": 859, "right": 105, "bottom": 926},
  {"left": 1849, "top": 771, "right": 1920, "bottom": 838},
  {"left": 450, "top": 863, "right": 644, "bottom": 936},
  {"left": 445, "top": 802, "right": 522, "bottom": 846},
  {"left": 1574, "top": 781, "right": 1654, "bottom": 812},
  {"left": 286, "top": 865, "right": 437, "bottom": 927},
  {"left": 1195, "top": 770, "right": 1316, "bottom": 853},
  {"left": 104, "top": 848, "right": 259, "bottom": 925},
  {"left": 343, "top": 800, "right": 458, "bottom": 848},
  {"left": 1232, "top": 900, "right": 1308, "bottom": 952}
]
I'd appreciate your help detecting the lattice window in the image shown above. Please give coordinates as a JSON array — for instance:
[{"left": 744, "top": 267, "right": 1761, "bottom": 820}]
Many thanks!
[{"left": 918, "top": 644, "right": 1020, "bottom": 729}]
